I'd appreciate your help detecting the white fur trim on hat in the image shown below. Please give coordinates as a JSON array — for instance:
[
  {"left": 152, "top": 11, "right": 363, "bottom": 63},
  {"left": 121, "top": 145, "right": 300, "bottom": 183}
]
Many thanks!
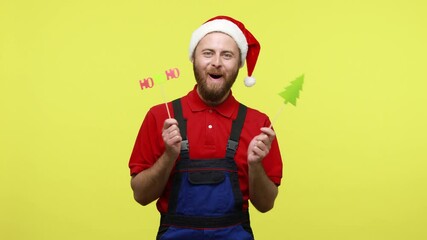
[{"left": 189, "top": 19, "right": 248, "bottom": 67}]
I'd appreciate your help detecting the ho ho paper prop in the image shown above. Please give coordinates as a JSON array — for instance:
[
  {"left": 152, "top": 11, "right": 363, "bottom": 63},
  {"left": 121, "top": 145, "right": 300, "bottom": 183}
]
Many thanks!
[{"left": 139, "top": 67, "right": 181, "bottom": 118}]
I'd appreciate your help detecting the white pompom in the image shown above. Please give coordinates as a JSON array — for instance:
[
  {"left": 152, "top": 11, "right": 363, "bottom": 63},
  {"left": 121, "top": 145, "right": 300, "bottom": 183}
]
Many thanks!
[{"left": 244, "top": 76, "right": 256, "bottom": 87}]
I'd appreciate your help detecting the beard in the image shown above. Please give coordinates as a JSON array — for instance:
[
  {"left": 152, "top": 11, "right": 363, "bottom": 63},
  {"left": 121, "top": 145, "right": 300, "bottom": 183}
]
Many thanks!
[{"left": 193, "top": 64, "right": 239, "bottom": 105}]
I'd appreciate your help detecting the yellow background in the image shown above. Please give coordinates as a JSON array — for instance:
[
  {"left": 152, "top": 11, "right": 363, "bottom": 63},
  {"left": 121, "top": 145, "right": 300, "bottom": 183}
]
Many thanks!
[{"left": 1, "top": 0, "right": 426, "bottom": 239}]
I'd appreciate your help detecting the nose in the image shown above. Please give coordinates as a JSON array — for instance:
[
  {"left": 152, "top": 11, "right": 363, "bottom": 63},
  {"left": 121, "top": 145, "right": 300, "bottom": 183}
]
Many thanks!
[{"left": 211, "top": 54, "right": 222, "bottom": 68}]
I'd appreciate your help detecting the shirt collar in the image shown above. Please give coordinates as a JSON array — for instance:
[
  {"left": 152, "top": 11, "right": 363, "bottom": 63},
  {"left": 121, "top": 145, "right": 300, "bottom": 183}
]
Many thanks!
[{"left": 186, "top": 85, "right": 239, "bottom": 118}]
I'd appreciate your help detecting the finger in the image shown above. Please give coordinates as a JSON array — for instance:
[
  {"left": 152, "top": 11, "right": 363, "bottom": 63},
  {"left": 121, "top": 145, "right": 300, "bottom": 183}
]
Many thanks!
[
  {"left": 255, "top": 140, "right": 266, "bottom": 152},
  {"left": 168, "top": 129, "right": 176, "bottom": 136},
  {"left": 260, "top": 127, "right": 276, "bottom": 141},
  {"left": 168, "top": 135, "right": 182, "bottom": 144},
  {"left": 163, "top": 118, "right": 179, "bottom": 130},
  {"left": 255, "top": 138, "right": 270, "bottom": 155},
  {"left": 167, "top": 127, "right": 181, "bottom": 138},
  {"left": 252, "top": 144, "right": 266, "bottom": 158},
  {"left": 171, "top": 130, "right": 182, "bottom": 141},
  {"left": 254, "top": 134, "right": 271, "bottom": 150},
  {"left": 162, "top": 126, "right": 181, "bottom": 144},
  {"left": 256, "top": 134, "right": 269, "bottom": 143},
  {"left": 165, "top": 131, "right": 182, "bottom": 145},
  {"left": 163, "top": 119, "right": 181, "bottom": 138}
]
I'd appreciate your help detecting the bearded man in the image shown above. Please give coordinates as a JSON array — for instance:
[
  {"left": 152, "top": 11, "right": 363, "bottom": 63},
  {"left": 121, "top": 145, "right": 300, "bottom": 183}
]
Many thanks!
[{"left": 129, "top": 16, "right": 283, "bottom": 240}]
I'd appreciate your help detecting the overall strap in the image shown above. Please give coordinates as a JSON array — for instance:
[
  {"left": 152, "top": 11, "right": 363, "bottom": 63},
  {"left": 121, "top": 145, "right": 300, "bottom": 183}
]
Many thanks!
[
  {"left": 172, "top": 98, "right": 189, "bottom": 159},
  {"left": 226, "top": 104, "right": 247, "bottom": 159}
]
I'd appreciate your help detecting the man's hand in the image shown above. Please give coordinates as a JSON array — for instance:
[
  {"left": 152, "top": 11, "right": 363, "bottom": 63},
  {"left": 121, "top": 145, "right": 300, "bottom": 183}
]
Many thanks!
[
  {"left": 247, "top": 127, "right": 278, "bottom": 212},
  {"left": 162, "top": 118, "right": 182, "bottom": 160},
  {"left": 247, "top": 127, "right": 276, "bottom": 164},
  {"left": 131, "top": 118, "right": 182, "bottom": 206}
]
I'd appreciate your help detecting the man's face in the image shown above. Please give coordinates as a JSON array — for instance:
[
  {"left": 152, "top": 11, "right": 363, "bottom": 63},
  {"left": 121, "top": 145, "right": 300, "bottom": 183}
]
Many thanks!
[{"left": 193, "top": 32, "right": 241, "bottom": 105}]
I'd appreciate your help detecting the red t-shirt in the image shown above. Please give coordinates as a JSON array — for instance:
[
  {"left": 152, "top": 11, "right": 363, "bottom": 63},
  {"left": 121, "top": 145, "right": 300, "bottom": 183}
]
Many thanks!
[{"left": 129, "top": 86, "right": 283, "bottom": 213}]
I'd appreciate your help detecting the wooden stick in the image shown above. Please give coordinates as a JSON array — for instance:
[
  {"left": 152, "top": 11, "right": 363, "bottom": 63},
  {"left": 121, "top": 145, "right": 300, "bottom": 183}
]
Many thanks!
[
  {"left": 160, "top": 85, "right": 171, "bottom": 119},
  {"left": 164, "top": 102, "right": 171, "bottom": 119},
  {"left": 269, "top": 104, "right": 285, "bottom": 128}
]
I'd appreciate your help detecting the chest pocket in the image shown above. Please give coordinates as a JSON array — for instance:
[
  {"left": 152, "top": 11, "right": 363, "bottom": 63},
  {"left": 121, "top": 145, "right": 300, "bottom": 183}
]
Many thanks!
[{"left": 188, "top": 171, "right": 225, "bottom": 185}]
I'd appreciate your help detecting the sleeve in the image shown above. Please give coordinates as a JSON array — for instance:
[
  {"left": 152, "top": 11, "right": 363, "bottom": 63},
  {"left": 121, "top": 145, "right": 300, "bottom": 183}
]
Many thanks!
[{"left": 128, "top": 108, "right": 165, "bottom": 176}]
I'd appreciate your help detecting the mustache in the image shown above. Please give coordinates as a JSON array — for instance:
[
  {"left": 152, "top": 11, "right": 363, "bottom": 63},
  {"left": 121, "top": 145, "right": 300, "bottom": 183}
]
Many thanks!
[{"left": 207, "top": 70, "right": 223, "bottom": 75}]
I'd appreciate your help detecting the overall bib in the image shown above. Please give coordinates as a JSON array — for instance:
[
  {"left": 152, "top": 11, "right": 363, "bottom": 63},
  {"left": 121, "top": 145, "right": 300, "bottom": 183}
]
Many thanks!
[{"left": 156, "top": 99, "right": 254, "bottom": 240}]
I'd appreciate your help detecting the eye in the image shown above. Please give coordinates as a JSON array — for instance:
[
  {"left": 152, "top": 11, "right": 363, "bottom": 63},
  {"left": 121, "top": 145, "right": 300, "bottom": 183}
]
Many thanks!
[
  {"left": 202, "top": 51, "right": 213, "bottom": 57},
  {"left": 223, "top": 52, "right": 234, "bottom": 59}
]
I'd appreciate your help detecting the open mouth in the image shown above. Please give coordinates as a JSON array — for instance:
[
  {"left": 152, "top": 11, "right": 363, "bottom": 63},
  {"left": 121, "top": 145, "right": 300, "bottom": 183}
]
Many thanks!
[{"left": 209, "top": 74, "right": 223, "bottom": 79}]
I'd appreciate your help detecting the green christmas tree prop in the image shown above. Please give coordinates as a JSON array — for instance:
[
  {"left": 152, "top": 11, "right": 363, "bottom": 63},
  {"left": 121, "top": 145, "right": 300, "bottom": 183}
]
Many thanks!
[
  {"left": 278, "top": 74, "right": 304, "bottom": 106},
  {"left": 269, "top": 74, "right": 304, "bottom": 128}
]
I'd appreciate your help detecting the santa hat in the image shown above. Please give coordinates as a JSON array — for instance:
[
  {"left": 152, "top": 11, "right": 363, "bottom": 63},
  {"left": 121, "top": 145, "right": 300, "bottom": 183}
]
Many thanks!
[{"left": 189, "top": 16, "right": 261, "bottom": 87}]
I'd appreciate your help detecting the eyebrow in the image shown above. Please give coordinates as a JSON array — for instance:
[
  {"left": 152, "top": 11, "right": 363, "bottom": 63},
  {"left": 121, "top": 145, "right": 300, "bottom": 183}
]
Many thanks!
[
  {"left": 201, "top": 48, "right": 236, "bottom": 55},
  {"left": 222, "top": 50, "right": 235, "bottom": 55}
]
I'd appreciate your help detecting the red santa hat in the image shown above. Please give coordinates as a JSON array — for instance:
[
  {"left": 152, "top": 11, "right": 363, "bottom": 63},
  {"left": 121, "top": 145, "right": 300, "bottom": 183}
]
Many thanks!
[{"left": 189, "top": 16, "right": 261, "bottom": 87}]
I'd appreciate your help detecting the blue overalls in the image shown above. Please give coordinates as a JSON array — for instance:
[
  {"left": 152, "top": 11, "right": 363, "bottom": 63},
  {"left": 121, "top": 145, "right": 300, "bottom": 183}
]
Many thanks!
[{"left": 156, "top": 99, "right": 254, "bottom": 240}]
